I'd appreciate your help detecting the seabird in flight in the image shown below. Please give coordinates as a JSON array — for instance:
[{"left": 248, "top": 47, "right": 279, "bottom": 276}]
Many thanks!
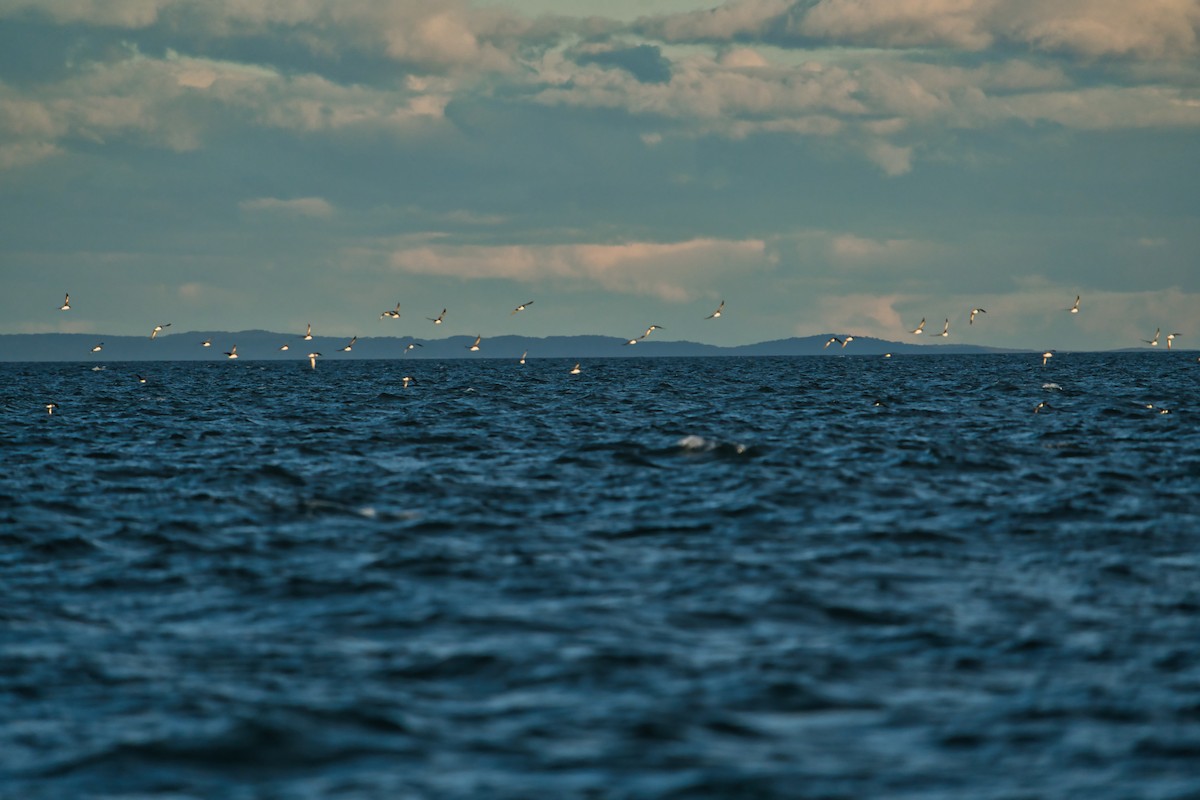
[
  {"left": 519, "top": 350, "right": 527, "bottom": 364},
  {"left": 512, "top": 300, "right": 533, "bottom": 315},
  {"left": 569, "top": 363, "right": 581, "bottom": 374},
  {"left": 224, "top": 345, "right": 238, "bottom": 359},
  {"left": 1143, "top": 328, "right": 1161, "bottom": 347},
  {"left": 403, "top": 341, "right": 423, "bottom": 355},
  {"left": 45, "top": 403, "right": 58, "bottom": 415},
  {"left": 307, "top": 352, "right": 321, "bottom": 369},
  {"left": 934, "top": 319, "right": 950, "bottom": 337},
  {"left": 643, "top": 325, "right": 664, "bottom": 338},
  {"left": 341, "top": 336, "right": 357, "bottom": 352},
  {"left": 303, "top": 323, "right": 313, "bottom": 341},
  {"left": 428, "top": 309, "right": 447, "bottom": 325},
  {"left": 279, "top": 344, "right": 290, "bottom": 351},
  {"left": 60, "top": 293, "right": 71, "bottom": 311},
  {"left": 136, "top": 375, "right": 147, "bottom": 384},
  {"left": 706, "top": 301, "right": 724, "bottom": 319},
  {"left": 910, "top": 318, "right": 925, "bottom": 335},
  {"left": 1034, "top": 401, "right": 1052, "bottom": 414},
  {"left": 1042, "top": 350, "right": 1054, "bottom": 366},
  {"left": 202, "top": 338, "right": 211, "bottom": 348},
  {"left": 824, "top": 337, "right": 842, "bottom": 349},
  {"left": 91, "top": 343, "right": 103, "bottom": 353},
  {"left": 401, "top": 376, "right": 416, "bottom": 388},
  {"left": 841, "top": 336, "right": 855, "bottom": 348},
  {"left": 1069, "top": 295, "right": 1081, "bottom": 314},
  {"left": 1167, "top": 333, "right": 1182, "bottom": 350},
  {"left": 381, "top": 303, "right": 401, "bottom": 319},
  {"left": 151, "top": 323, "right": 171, "bottom": 339},
  {"left": 467, "top": 335, "right": 481, "bottom": 352},
  {"left": 969, "top": 308, "right": 986, "bottom": 325}
]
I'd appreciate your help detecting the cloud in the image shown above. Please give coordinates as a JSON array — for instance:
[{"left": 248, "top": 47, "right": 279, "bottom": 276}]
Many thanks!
[
  {"left": 239, "top": 196, "right": 334, "bottom": 217},
  {"left": 386, "top": 237, "right": 769, "bottom": 302},
  {"left": 575, "top": 43, "right": 673, "bottom": 84}
]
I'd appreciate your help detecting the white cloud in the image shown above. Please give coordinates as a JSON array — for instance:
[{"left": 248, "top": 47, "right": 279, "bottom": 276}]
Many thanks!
[
  {"left": 386, "top": 237, "right": 769, "bottom": 302},
  {"left": 240, "top": 196, "right": 334, "bottom": 217}
]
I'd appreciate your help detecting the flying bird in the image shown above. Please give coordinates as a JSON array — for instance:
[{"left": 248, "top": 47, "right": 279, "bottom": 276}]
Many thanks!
[
  {"left": 60, "top": 293, "right": 71, "bottom": 311},
  {"left": 307, "top": 352, "right": 321, "bottom": 369},
  {"left": 151, "top": 323, "right": 171, "bottom": 339},
  {"left": 1034, "top": 401, "right": 1052, "bottom": 414},
  {"left": 303, "top": 323, "right": 313, "bottom": 341},
  {"left": 934, "top": 319, "right": 949, "bottom": 337},
  {"left": 279, "top": 344, "right": 290, "bottom": 351},
  {"left": 401, "top": 376, "right": 416, "bottom": 388},
  {"left": 467, "top": 335, "right": 481, "bottom": 352},
  {"left": 1143, "top": 328, "right": 1161, "bottom": 347},
  {"left": 224, "top": 345, "right": 238, "bottom": 359},
  {"left": 428, "top": 309, "right": 447, "bottom": 324},
  {"left": 45, "top": 403, "right": 58, "bottom": 415},
  {"left": 402, "top": 341, "right": 423, "bottom": 355},
  {"left": 202, "top": 339, "right": 212, "bottom": 348},
  {"left": 511, "top": 301, "right": 533, "bottom": 315},
  {"left": 841, "top": 336, "right": 855, "bottom": 348},
  {"left": 136, "top": 375, "right": 147, "bottom": 384},
  {"left": 1042, "top": 350, "right": 1054, "bottom": 366},
  {"left": 341, "top": 336, "right": 357, "bottom": 352},
  {"left": 824, "top": 337, "right": 842, "bottom": 349},
  {"left": 910, "top": 318, "right": 926, "bottom": 335},
  {"left": 643, "top": 325, "right": 664, "bottom": 338},
  {"left": 91, "top": 343, "right": 103, "bottom": 353},
  {"left": 569, "top": 363, "right": 581, "bottom": 375},
  {"left": 706, "top": 301, "right": 724, "bottom": 319},
  {"left": 1068, "top": 296, "right": 1081, "bottom": 314},
  {"left": 381, "top": 303, "right": 401, "bottom": 319},
  {"left": 519, "top": 350, "right": 527, "bottom": 365},
  {"left": 1167, "top": 333, "right": 1182, "bottom": 350},
  {"left": 969, "top": 308, "right": 986, "bottom": 325}
]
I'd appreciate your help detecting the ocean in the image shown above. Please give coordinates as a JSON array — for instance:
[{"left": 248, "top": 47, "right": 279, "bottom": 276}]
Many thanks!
[{"left": 2, "top": 354, "right": 1199, "bottom": 799}]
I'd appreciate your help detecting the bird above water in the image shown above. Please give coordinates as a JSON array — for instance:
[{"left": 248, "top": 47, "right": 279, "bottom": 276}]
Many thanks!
[
  {"left": 45, "top": 403, "right": 58, "bottom": 415},
  {"left": 91, "top": 343, "right": 103, "bottom": 353},
  {"left": 307, "top": 352, "right": 321, "bottom": 369},
  {"left": 1069, "top": 295, "right": 1081, "bottom": 314},
  {"left": 1167, "top": 333, "right": 1182, "bottom": 350},
  {"left": 969, "top": 308, "right": 986, "bottom": 325},
  {"left": 1143, "top": 328, "right": 1161, "bottom": 347},
  {"left": 1042, "top": 351, "right": 1054, "bottom": 366},
  {"left": 468, "top": 335, "right": 481, "bottom": 352},
  {"left": 706, "top": 300, "right": 724, "bottom": 319},
  {"left": 934, "top": 319, "right": 949, "bottom": 337},
  {"left": 225, "top": 345, "right": 238, "bottom": 359},
  {"left": 380, "top": 303, "right": 401, "bottom": 319},
  {"left": 428, "top": 309, "right": 447, "bottom": 325},
  {"left": 910, "top": 318, "right": 925, "bottom": 335},
  {"left": 824, "top": 337, "right": 842, "bottom": 349},
  {"left": 151, "top": 323, "right": 171, "bottom": 339},
  {"left": 60, "top": 293, "right": 71, "bottom": 311},
  {"left": 341, "top": 336, "right": 357, "bottom": 352},
  {"left": 570, "top": 363, "right": 581, "bottom": 374},
  {"left": 512, "top": 301, "right": 533, "bottom": 315},
  {"left": 303, "top": 323, "right": 313, "bottom": 341}
]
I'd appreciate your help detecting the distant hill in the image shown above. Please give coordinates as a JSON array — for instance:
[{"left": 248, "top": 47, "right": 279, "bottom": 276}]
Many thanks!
[{"left": 0, "top": 330, "right": 1021, "bottom": 362}]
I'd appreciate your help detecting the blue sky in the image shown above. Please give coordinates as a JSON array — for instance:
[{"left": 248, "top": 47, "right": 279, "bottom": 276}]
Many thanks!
[{"left": 1, "top": 0, "right": 1197, "bottom": 350}]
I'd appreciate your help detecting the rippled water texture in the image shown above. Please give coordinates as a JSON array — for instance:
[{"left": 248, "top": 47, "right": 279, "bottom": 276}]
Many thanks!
[{"left": 3, "top": 354, "right": 1200, "bottom": 798}]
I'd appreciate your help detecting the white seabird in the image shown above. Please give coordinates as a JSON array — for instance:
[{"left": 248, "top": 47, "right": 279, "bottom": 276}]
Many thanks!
[
  {"left": 60, "top": 293, "right": 71, "bottom": 311},
  {"left": 512, "top": 300, "right": 533, "bottom": 315},
  {"left": 569, "top": 363, "right": 581, "bottom": 374},
  {"left": 279, "top": 344, "right": 290, "bottom": 351},
  {"left": 706, "top": 301, "right": 724, "bottom": 319},
  {"left": 910, "top": 318, "right": 926, "bottom": 335},
  {"left": 307, "top": 352, "right": 321, "bottom": 369},
  {"left": 1042, "top": 350, "right": 1054, "bottom": 366},
  {"left": 428, "top": 309, "right": 447, "bottom": 325},
  {"left": 969, "top": 308, "right": 986, "bottom": 325},
  {"left": 519, "top": 350, "right": 527, "bottom": 365},
  {"left": 303, "top": 323, "right": 313, "bottom": 341},
  {"left": 381, "top": 303, "right": 401, "bottom": 319},
  {"left": 202, "top": 339, "right": 212, "bottom": 348},
  {"left": 1143, "top": 328, "right": 1161, "bottom": 347},
  {"left": 643, "top": 324, "right": 664, "bottom": 338},
  {"left": 341, "top": 336, "right": 357, "bottom": 352},
  {"left": 1069, "top": 295, "right": 1081, "bottom": 314},
  {"left": 467, "top": 335, "right": 481, "bottom": 352},
  {"left": 401, "top": 376, "right": 416, "bottom": 388},
  {"left": 225, "top": 345, "right": 238, "bottom": 359},
  {"left": 45, "top": 403, "right": 58, "bottom": 415},
  {"left": 934, "top": 319, "right": 949, "bottom": 338},
  {"left": 151, "top": 323, "right": 171, "bottom": 339},
  {"left": 841, "top": 336, "right": 855, "bottom": 348},
  {"left": 1167, "top": 333, "right": 1182, "bottom": 350},
  {"left": 403, "top": 341, "right": 423, "bottom": 355},
  {"left": 91, "top": 343, "right": 103, "bottom": 353},
  {"left": 824, "top": 337, "right": 842, "bottom": 349}
]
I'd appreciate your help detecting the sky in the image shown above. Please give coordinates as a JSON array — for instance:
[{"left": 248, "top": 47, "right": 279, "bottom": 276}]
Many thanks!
[{"left": 1, "top": 0, "right": 1198, "bottom": 351}]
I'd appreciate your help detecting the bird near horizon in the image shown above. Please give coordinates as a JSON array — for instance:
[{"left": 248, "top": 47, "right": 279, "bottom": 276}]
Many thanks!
[
  {"left": 151, "top": 323, "right": 170, "bottom": 339},
  {"left": 403, "top": 341, "right": 423, "bottom": 354},
  {"left": 428, "top": 309, "right": 446, "bottom": 325},
  {"left": 643, "top": 325, "right": 664, "bottom": 338},
  {"left": 824, "top": 336, "right": 842, "bottom": 349},
  {"left": 401, "top": 376, "right": 416, "bottom": 388},
  {"left": 842, "top": 336, "right": 855, "bottom": 348},
  {"left": 380, "top": 303, "right": 401, "bottom": 319},
  {"left": 60, "top": 293, "right": 70, "bottom": 311},
  {"left": 279, "top": 343, "right": 289, "bottom": 351},
  {"left": 512, "top": 301, "right": 533, "bottom": 315},
  {"left": 341, "top": 336, "right": 357, "bottom": 352},
  {"left": 1167, "top": 333, "right": 1182, "bottom": 350},
  {"left": 519, "top": 350, "right": 527, "bottom": 364},
  {"left": 468, "top": 335, "right": 481, "bottom": 351},
  {"left": 910, "top": 318, "right": 925, "bottom": 335},
  {"left": 307, "top": 352, "right": 321, "bottom": 369},
  {"left": 1042, "top": 350, "right": 1054, "bottom": 366},
  {"left": 1143, "top": 328, "right": 1161, "bottom": 346},
  {"left": 45, "top": 403, "right": 58, "bottom": 415},
  {"left": 91, "top": 343, "right": 103, "bottom": 353},
  {"left": 934, "top": 319, "right": 949, "bottom": 337},
  {"left": 969, "top": 308, "right": 986, "bottom": 325},
  {"left": 225, "top": 345, "right": 238, "bottom": 359},
  {"left": 303, "top": 323, "right": 313, "bottom": 341},
  {"left": 570, "top": 363, "right": 581, "bottom": 374},
  {"left": 706, "top": 301, "right": 724, "bottom": 319},
  {"left": 202, "top": 338, "right": 211, "bottom": 348}
]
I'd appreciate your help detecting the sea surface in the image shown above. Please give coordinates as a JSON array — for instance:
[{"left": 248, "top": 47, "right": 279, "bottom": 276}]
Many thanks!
[{"left": 2, "top": 354, "right": 1199, "bottom": 799}]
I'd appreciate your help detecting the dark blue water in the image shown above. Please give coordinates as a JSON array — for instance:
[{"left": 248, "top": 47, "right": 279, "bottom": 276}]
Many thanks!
[{"left": 3, "top": 354, "right": 1200, "bottom": 799}]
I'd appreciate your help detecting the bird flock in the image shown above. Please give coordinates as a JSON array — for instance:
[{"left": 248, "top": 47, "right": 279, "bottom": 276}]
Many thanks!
[{"left": 41, "top": 291, "right": 1190, "bottom": 415}]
